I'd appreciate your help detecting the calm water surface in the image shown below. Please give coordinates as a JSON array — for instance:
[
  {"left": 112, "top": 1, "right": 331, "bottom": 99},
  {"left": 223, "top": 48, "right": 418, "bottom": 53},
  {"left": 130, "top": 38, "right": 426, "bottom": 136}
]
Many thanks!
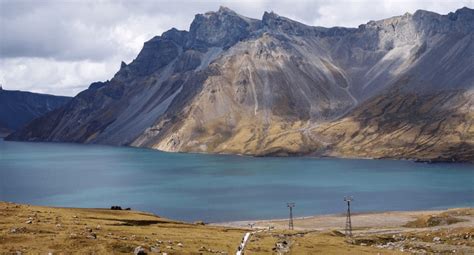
[{"left": 0, "top": 139, "right": 473, "bottom": 222}]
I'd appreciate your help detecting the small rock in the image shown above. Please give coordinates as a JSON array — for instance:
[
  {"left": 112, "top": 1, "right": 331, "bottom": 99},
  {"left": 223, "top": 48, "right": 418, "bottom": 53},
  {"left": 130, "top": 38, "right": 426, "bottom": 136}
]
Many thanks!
[
  {"left": 150, "top": 247, "right": 160, "bottom": 253},
  {"left": 433, "top": 236, "right": 441, "bottom": 242},
  {"left": 166, "top": 245, "right": 173, "bottom": 249},
  {"left": 134, "top": 246, "right": 147, "bottom": 255},
  {"left": 87, "top": 233, "right": 97, "bottom": 239},
  {"left": 177, "top": 242, "right": 183, "bottom": 247},
  {"left": 55, "top": 224, "right": 61, "bottom": 228},
  {"left": 96, "top": 225, "right": 101, "bottom": 230},
  {"left": 25, "top": 220, "right": 32, "bottom": 224}
]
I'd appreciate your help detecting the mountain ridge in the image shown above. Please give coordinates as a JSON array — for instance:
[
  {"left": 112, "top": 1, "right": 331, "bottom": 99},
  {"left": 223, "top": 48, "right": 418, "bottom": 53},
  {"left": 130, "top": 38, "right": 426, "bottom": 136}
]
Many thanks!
[
  {"left": 0, "top": 88, "right": 71, "bottom": 137},
  {"left": 7, "top": 7, "right": 474, "bottom": 162}
]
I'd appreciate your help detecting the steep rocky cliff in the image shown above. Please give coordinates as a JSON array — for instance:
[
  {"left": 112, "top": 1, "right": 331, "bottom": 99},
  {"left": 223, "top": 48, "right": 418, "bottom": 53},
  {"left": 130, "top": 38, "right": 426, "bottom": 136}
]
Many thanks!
[{"left": 7, "top": 7, "right": 474, "bottom": 162}]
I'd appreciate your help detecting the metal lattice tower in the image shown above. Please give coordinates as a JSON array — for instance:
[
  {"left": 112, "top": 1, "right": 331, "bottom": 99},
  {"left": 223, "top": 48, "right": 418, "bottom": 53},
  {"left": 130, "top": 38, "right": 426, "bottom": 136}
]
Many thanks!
[
  {"left": 287, "top": 202, "right": 295, "bottom": 230},
  {"left": 344, "top": 196, "right": 353, "bottom": 237}
]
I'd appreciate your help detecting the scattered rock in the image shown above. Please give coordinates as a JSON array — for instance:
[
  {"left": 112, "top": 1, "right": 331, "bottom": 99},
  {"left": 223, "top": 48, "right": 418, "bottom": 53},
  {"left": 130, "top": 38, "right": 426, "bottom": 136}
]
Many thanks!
[
  {"left": 10, "top": 227, "right": 26, "bottom": 233},
  {"left": 134, "top": 246, "right": 147, "bottom": 255},
  {"left": 87, "top": 233, "right": 97, "bottom": 239}
]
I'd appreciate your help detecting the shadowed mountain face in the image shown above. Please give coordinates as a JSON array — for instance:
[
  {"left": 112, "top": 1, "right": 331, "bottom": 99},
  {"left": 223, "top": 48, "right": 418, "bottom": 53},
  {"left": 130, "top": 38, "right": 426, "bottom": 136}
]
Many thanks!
[
  {"left": 7, "top": 7, "right": 474, "bottom": 162},
  {"left": 0, "top": 89, "right": 71, "bottom": 136}
]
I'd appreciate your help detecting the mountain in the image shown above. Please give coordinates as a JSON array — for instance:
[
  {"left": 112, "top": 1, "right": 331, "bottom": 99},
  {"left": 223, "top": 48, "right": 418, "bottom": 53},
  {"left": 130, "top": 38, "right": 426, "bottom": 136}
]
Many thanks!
[
  {"left": 0, "top": 88, "right": 71, "bottom": 137},
  {"left": 7, "top": 7, "right": 474, "bottom": 162}
]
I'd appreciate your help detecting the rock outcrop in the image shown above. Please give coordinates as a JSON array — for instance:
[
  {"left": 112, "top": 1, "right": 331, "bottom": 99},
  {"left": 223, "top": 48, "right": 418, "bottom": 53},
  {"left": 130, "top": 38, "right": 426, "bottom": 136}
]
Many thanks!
[{"left": 7, "top": 7, "right": 474, "bottom": 162}]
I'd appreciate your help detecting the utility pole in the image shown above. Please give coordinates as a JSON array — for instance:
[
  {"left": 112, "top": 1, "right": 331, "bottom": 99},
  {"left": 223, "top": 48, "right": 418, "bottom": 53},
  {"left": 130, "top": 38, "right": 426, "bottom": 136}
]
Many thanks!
[
  {"left": 287, "top": 202, "right": 295, "bottom": 230},
  {"left": 344, "top": 196, "right": 353, "bottom": 238}
]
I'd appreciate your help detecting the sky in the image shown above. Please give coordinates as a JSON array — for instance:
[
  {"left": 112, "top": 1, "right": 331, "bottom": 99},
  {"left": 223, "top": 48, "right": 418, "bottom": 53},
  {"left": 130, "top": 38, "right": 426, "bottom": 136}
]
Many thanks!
[{"left": 0, "top": 0, "right": 472, "bottom": 96}]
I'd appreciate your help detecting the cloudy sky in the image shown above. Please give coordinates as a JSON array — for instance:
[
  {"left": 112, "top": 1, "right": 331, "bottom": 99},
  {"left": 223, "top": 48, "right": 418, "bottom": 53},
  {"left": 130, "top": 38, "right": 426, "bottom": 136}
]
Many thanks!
[{"left": 0, "top": 0, "right": 472, "bottom": 96}]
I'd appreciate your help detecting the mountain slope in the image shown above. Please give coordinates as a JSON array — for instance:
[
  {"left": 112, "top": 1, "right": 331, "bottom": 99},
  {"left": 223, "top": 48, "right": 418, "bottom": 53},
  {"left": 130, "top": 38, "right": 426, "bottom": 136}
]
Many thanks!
[
  {"left": 7, "top": 7, "right": 474, "bottom": 162},
  {"left": 0, "top": 88, "right": 71, "bottom": 136}
]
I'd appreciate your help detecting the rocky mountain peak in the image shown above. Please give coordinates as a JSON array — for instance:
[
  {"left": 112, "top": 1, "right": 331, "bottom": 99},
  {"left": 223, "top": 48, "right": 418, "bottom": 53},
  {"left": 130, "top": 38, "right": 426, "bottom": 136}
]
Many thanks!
[
  {"left": 262, "top": 11, "right": 314, "bottom": 35},
  {"left": 449, "top": 7, "right": 474, "bottom": 29},
  {"left": 8, "top": 7, "right": 474, "bottom": 162},
  {"left": 187, "top": 6, "right": 260, "bottom": 50}
]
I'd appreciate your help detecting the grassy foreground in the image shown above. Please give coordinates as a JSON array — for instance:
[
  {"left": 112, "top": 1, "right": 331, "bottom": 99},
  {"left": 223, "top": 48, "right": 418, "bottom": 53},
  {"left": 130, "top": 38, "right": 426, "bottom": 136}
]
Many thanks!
[{"left": 1, "top": 202, "right": 473, "bottom": 254}]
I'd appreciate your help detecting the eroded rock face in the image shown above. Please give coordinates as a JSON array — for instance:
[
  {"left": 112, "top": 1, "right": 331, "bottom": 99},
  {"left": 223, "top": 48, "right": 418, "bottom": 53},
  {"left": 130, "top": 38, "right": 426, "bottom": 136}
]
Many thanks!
[{"left": 8, "top": 7, "right": 474, "bottom": 162}]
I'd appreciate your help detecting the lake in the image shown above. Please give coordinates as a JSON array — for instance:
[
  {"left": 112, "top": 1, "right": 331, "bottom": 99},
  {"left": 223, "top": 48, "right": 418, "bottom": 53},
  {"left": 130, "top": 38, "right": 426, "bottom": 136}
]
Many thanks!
[{"left": 0, "top": 139, "right": 473, "bottom": 222}]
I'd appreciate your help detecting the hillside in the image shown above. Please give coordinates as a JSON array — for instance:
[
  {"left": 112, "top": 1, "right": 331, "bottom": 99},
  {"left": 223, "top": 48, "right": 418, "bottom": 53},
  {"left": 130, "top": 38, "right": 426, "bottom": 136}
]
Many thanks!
[
  {"left": 7, "top": 7, "right": 474, "bottom": 162},
  {"left": 0, "top": 88, "right": 71, "bottom": 136}
]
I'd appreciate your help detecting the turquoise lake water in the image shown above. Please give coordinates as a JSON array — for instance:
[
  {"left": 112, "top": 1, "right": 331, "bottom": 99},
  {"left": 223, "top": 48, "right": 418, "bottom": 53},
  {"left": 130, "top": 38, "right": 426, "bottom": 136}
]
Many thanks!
[{"left": 0, "top": 139, "right": 473, "bottom": 222}]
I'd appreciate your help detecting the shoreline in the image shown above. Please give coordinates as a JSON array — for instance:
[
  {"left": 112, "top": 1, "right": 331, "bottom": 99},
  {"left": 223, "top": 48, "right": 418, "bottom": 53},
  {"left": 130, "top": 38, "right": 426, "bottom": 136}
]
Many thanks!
[
  {"left": 212, "top": 207, "right": 474, "bottom": 230},
  {"left": 2, "top": 138, "right": 472, "bottom": 164},
  {"left": 1, "top": 202, "right": 473, "bottom": 254}
]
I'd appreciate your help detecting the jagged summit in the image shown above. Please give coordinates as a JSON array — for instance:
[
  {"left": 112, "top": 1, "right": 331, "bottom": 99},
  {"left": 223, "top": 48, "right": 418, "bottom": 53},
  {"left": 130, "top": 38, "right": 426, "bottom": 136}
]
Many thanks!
[
  {"left": 8, "top": 6, "right": 474, "bottom": 162},
  {"left": 188, "top": 6, "right": 261, "bottom": 49}
]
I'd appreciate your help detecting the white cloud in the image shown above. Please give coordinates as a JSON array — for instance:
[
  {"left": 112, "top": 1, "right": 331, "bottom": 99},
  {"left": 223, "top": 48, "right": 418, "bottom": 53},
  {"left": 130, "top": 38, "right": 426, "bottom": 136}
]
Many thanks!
[
  {"left": 0, "top": 57, "right": 120, "bottom": 96},
  {"left": 0, "top": 0, "right": 472, "bottom": 96}
]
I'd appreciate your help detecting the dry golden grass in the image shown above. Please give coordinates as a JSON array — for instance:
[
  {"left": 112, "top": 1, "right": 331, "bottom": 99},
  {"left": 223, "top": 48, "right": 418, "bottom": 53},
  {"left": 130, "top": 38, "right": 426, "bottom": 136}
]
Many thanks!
[
  {"left": 0, "top": 202, "right": 244, "bottom": 254},
  {"left": 2, "top": 202, "right": 473, "bottom": 254}
]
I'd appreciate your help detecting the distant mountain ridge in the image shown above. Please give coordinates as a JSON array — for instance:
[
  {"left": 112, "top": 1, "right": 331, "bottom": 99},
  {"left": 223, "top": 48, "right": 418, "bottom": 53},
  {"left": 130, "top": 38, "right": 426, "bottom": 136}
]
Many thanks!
[
  {"left": 7, "top": 7, "right": 474, "bottom": 162},
  {"left": 0, "top": 88, "right": 71, "bottom": 136}
]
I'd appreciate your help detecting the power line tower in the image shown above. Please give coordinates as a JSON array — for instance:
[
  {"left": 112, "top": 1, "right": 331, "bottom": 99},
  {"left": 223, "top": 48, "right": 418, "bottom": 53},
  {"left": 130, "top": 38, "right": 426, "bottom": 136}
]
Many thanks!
[
  {"left": 287, "top": 202, "right": 295, "bottom": 230},
  {"left": 344, "top": 196, "right": 353, "bottom": 238}
]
